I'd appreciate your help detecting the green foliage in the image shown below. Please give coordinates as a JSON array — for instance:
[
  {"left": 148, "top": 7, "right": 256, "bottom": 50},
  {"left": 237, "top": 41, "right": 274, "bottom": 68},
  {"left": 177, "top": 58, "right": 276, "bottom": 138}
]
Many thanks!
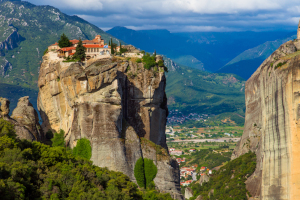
[
  {"left": 58, "top": 33, "right": 72, "bottom": 48},
  {"left": 136, "top": 58, "right": 142, "bottom": 63},
  {"left": 274, "top": 61, "right": 287, "bottom": 69},
  {"left": 134, "top": 157, "right": 146, "bottom": 189},
  {"left": 134, "top": 157, "right": 158, "bottom": 189},
  {"left": 111, "top": 38, "right": 115, "bottom": 54},
  {"left": 0, "top": 119, "right": 16, "bottom": 138},
  {"left": 73, "top": 39, "right": 86, "bottom": 61},
  {"left": 142, "top": 53, "right": 156, "bottom": 70},
  {"left": 0, "top": 120, "right": 173, "bottom": 200},
  {"left": 158, "top": 60, "right": 164, "bottom": 67},
  {"left": 50, "top": 129, "right": 65, "bottom": 147},
  {"left": 43, "top": 48, "right": 48, "bottom": 55},
  {"left": 189, "top": 152, "right": 256, "bottom": 200},
  {"left": 144, "top": 158, "right": 157, "bottom": 188},
  {"left": 73, "top": 138, "right": 92, "bottom": 160}
]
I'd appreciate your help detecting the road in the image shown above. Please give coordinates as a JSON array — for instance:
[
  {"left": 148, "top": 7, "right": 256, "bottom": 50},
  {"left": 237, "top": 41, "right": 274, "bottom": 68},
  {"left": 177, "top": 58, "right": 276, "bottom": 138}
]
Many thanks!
[{"left": 169, "top": 137, "right": 241, "bottom": 143}]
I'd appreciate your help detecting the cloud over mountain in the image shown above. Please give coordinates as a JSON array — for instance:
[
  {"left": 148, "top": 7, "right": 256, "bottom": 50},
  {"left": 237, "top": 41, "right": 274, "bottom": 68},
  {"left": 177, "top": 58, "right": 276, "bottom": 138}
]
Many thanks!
[{"left": 25, "top": 0, "right": 300, "bottom": 32}]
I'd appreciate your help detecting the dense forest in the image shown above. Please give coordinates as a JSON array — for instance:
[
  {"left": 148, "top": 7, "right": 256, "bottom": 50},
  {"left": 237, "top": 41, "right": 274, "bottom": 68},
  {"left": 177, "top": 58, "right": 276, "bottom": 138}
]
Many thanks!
[{"left": 0, "top": 119, "right": 173, "bottom": 200}]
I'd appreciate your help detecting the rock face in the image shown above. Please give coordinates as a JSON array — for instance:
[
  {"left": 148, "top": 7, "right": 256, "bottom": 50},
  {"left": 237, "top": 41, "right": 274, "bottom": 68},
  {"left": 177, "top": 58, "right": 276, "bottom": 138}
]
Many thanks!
[
  {"left": 11, "top": 96, "right": 44, "bottom": 141},
  {"left": 199, "top": 174, "right": 210, "bottom": 186},
  {"left": 37, "top": 53, "right": 182, "bottom": 199},
  {"left": 232, "top": 38, "right": 300, "bottom": 199},
  {"left": 185, "top": 187, "right": 193, "bottom": 200},
  {"left": 0, "top": 97, "right": 41, "bottom": 141}
]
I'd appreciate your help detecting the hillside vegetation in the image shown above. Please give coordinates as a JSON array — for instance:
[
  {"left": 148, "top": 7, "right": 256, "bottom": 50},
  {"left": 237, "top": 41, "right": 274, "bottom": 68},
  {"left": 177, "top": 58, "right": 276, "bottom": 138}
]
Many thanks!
[
  {"left": 0, "top": 119, "right": 173, "bottom": 200},
  {"left": 189, "top": 152, "right": 256, "bottom": 200},
  {"left": 165, "top": 61, "right": 245, "bottom": 118}
]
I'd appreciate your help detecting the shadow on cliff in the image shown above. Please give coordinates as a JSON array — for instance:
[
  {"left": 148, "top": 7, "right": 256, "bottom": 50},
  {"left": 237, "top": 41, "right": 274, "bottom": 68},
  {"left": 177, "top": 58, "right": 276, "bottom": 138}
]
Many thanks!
[{"left": 118, "top": 71, "right": 147, "bottom": 139}]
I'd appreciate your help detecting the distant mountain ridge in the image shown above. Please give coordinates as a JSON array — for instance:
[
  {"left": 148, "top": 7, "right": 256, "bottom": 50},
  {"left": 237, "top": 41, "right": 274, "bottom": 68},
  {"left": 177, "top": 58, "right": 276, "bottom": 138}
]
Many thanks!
[{"left": 217, "top": 35, "right": 296, "bottom": 80}]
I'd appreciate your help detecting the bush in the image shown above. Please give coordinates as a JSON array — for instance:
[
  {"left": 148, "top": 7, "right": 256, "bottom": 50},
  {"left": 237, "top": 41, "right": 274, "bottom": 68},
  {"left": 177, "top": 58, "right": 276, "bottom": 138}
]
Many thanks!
[
  {"left": 157, "top": 60, "right": 164, "bottom": 67},
  {"left": 51, "top": 129, "right": 65, "bottom": 147},
  {"left": 134, "top": 157, "right": 146, "bottom": 188},
  {"left": 73, "top": 138, "right": 92, "bottom": 160},
  {"left": 0, "top": 119, "right": 16, "bottom": 138},
  {"left": 136, "top": 58, "right": 142, "bottom": 63},
  {"left": 142, "top": 54, "right": 156, "bottom": 70},
  {"left": 43, "top": 48, "right": 48, "bottom": 55},
  {"left": 144, "top": 158, "right": 157, "bottom": 188}
]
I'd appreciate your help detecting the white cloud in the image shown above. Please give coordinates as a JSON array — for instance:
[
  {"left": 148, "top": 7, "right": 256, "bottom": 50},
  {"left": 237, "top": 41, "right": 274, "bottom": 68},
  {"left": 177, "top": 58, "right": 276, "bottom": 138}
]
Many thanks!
[{"left": 25, "top": 0, "right": 300, "bottom": 32}]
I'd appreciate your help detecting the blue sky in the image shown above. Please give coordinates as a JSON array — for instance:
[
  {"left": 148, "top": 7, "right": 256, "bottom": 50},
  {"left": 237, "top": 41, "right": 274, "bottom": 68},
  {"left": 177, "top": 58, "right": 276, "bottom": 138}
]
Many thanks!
[{"left": 25, "top": 0, "right": 300, "bottom": 32}]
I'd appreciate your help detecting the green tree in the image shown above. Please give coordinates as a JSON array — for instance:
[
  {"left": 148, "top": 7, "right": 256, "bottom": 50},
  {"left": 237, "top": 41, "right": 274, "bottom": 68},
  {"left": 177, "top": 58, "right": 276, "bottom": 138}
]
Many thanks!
[
  {"left": 134, "top": 157, "right": 146, "bottom": 188},
  {"left": 73, "top": 138, "right": 92, "bottom": 160},
  {"left": 111, "top": 38, "right": 115, "bottom": 54},
  {"left": 0, "top": 119, "right": 16, "bottom": 138},
  {"left": 51, "top": 129, "right": 65, "bottom": 147},
  {"left": 58, "top": 33, "right": 72, "bottom": 48},
  {"left": 144, "top": 158, "right": 157, "bottom": 188},
  {"left": 73, "top": 39, "right": 86, "bottom": 61}
]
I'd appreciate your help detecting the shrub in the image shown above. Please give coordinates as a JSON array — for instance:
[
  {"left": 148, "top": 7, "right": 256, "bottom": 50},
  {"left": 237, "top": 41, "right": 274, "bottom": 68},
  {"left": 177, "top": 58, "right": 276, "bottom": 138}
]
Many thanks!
[
  {"left": 157, "top": 60, "right": 164, "bottom": 67},
  {"left": 51, "top": 129, "right": 65, "bottom": 147},
  {"left": 43, "top": 48, "right": 48, "bottom": 55},
  {"left": 134, "top": 157, "right": 146, "bottom": 188},
  {"left": 142, "top": 54, "right": 156, "bottom": 70},
  {"left": 136, "top": 58, "right": 142, "bottom": 63},
  {"left": 144, "top": 158, "right": 157, "bottom": 188},
  {"left": 73, "top": 138, "right": 92, "bottom": 160}
]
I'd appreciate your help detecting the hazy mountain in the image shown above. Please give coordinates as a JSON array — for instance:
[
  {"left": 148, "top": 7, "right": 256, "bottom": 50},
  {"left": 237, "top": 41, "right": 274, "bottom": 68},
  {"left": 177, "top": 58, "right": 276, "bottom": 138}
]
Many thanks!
[
  {"left": 217, "top": 35, "right": 296, "bottom": 80},
  {"left": 107, "top": 26, "right": 294, "bottom": 72}
]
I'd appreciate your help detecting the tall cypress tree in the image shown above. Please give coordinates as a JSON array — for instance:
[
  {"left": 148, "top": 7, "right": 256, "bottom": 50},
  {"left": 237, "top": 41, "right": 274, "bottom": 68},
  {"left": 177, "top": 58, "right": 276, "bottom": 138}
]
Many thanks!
[
  {"left": 74, "top": 39, "right": 86, "bottom": 61},
  {"left": 58, "top": 33, "right": 72, "bottom": 48},
  {"left": 111, "top": 38, "right": 115, "bottom": 54}
]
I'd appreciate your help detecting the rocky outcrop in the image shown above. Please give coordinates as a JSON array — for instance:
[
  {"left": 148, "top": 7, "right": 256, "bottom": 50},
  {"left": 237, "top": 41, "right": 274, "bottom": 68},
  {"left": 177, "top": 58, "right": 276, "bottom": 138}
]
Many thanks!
[
  {"left": 185, "top": 187, "right": 193, "bottom": 199},
  {"left": 0, "top": 97, "right": 41, "bottom": 141},
  {"left": 199, "top": 174, "right": 210, "bottom": 186},
  {"left": 0, "top": 97, "right": 10, "bottom": 118},
  {"left": 11, "top": 96, "right": 44, "bottom": 141},
  {"left": 37, "top": 53, "right": 182, "bottom": 199},
  {"left": 232, "top": 38, "right": 300, "bottom": 199}
]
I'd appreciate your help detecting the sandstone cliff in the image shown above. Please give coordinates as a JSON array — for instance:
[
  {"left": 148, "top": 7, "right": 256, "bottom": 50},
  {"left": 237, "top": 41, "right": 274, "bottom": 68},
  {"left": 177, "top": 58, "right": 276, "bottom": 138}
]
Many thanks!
[
  {"left": 0, "top": 97, "right": 42, "bottom": 141},
  {"left": 37, "top": 53, "right": 182, "bottom": 199},
  {"left": 232, "top": 39, "right": 300, "bottom": 199}
]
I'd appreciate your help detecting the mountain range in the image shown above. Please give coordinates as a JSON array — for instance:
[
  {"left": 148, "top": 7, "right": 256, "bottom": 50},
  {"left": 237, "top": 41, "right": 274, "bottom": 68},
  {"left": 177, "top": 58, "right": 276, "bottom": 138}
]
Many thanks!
[{"left": 0, "top": 0, "right": 296, "bottom": 124}]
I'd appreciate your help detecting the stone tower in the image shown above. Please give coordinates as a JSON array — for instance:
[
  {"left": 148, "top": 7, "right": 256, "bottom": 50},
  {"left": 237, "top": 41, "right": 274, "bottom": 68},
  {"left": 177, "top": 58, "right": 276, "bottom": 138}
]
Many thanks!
[{"left": 298, "top": 20, "right": 300, "bottom": 40}]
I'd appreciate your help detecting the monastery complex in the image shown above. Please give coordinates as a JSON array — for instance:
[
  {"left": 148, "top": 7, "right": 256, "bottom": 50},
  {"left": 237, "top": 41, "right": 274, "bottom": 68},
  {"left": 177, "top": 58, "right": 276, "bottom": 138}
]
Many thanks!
[{"left": 48, "top": 35, "right": 111, "bottom": 60}]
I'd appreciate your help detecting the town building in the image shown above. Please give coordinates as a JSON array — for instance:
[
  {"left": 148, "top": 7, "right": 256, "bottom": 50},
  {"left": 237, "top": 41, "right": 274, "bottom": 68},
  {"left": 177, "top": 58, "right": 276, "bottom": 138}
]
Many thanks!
[
  {"left": 170, "top": 150, "right": 183, "bottom": 156},
  {"left": 189, "top": 149, "right": 196, "bottom": 152}
]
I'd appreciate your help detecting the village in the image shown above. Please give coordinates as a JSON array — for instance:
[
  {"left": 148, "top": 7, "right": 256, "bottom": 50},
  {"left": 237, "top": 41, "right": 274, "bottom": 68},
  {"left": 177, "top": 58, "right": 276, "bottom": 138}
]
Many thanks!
[{"left": 169, "top": 147, "right": 214, "bottom": 187}]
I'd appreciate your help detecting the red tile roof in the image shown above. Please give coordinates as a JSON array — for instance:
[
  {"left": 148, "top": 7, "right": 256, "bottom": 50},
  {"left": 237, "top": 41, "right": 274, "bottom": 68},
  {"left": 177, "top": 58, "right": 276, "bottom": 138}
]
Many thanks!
[
  {"left": 60, "top": 47, "right": 76, "bottom": 51},
  {"left": 70, "top": 40, "right": 79, "bottom": 44},
  {"left": 83, "top": 44, "right": 104, "bottom": 48}
]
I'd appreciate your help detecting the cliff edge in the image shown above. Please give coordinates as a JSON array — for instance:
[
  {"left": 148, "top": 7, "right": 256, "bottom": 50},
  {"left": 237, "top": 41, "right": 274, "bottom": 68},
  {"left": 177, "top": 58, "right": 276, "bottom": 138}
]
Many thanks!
[
  {"left": 232, "top": 37, "right": 300, "bottom": 199},
  {"left": 37, "top": 52, "right": 182, "bottom": 199}
]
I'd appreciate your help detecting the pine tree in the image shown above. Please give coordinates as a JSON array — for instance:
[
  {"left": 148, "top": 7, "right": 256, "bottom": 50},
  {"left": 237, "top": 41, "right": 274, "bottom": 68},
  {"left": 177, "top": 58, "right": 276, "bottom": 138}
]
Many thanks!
[
  {"left": 74, "top": 39, "right": 86, "bottom": 61},
  {"left": 111, "top": 38, "right": 114, "bottom": 54},
  {"left": 154, "top": 50, "right": 156, "bottom": 57},
  {"left": 58, "top": 33, "right": 72, "bottom": 48}
]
